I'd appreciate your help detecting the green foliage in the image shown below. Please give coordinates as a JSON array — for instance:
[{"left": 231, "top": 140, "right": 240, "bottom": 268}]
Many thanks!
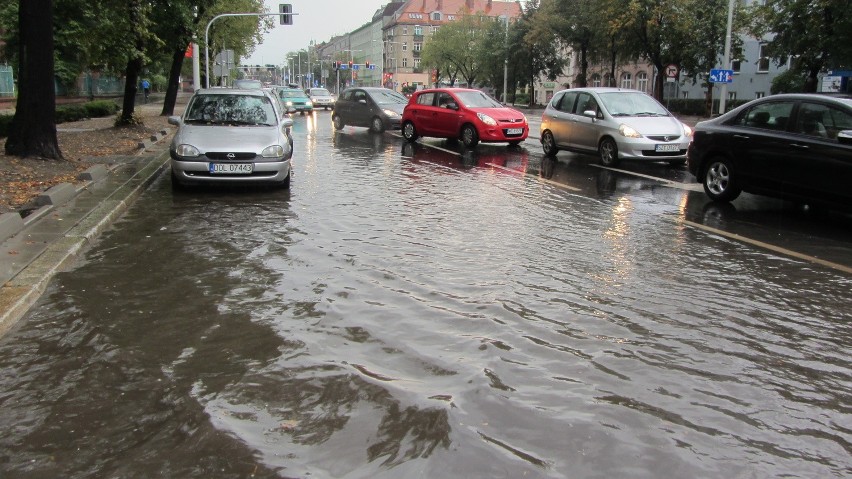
[
  {"left": 0, "top": 100, "right": 120, "bottom": 138},
  {"left": 770, "top": 68, "right": 809, "bottom": 94}
]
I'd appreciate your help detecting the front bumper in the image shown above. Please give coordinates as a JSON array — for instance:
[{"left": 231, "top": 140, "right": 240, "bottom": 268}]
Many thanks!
[
  {"left": 170, "top": 156, "right": 291, "bottom": 185},
  {"left": 615, "top": 137, "right": 690, "bottom": 160},
  {"left": 478, "top": 125, "right": 529, "bottom": 143}
]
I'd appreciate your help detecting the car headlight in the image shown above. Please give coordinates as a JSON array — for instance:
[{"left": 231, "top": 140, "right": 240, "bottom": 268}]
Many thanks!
[
  {"left": 285, "top": 101, "right": 294, "bottom": 106},
  {"left": 261, "top": 145, "right": 286, "bottom": 158},
  {"left": 175, "top": 144, "right": 200, "bottom": 157},
  {"left": 306, "top": 101, "right": 313, "bottom": 107},
  {"left": 477, "top": 112, "right": 497, "bottom": 126},
  {"left": 682, "top": 124, "right": 693, "bottom": 138},
  {"left": 383, "top": 109, "right": 399, "bottom": 118},
  {"left": 619, "top": 124, "right": 642, "bottom": 138}
]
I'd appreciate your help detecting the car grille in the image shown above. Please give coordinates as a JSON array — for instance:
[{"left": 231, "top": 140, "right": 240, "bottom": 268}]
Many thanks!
[
  {"left": 646, "top": 135, "right": 682, "bottom": 142},
  {"left": 641, "top": 149, "right": 688, "bottom": 157},
  {"left": 205, "top": 152, "right": 257, "bottom": 160},
  {"left": 184, "top": 171, "right": 278, "bottom": 179}
]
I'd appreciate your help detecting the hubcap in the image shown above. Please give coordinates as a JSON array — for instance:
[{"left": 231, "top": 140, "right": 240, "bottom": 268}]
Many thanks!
[{"left": 706, "top": 163, "right": 729, "bottom": 195}]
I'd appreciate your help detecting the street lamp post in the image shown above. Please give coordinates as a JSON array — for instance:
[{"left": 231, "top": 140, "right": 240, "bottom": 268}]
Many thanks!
[{"left": 501, "top": 16, "right": 509, "bottom": 104}]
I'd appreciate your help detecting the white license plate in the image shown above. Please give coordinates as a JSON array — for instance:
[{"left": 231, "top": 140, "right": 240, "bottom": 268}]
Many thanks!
[
  {"left": 655, "top": 144, "right": 679, "bottom": 152},
  {"left": 209, "top": 163, "right": 253, "bottom": 174},
  {"left": 507, "top": 128, "right": 523, "bottom": 135}
]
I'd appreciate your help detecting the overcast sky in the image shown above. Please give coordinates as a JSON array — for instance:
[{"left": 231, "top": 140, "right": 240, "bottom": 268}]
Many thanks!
[{"left": 243, "top": 0, "right": 390, "bottom": 65}]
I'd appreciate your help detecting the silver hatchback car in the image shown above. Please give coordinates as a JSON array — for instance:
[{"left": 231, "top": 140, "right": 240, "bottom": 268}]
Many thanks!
[
  {"left": 540, "top": 88, "right": 692, "bottom": 167},
  {"left": 168, "top": 88, "right": 294, "bottom": 188}
]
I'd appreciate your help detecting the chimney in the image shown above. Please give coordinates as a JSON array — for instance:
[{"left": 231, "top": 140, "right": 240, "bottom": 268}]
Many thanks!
[
  {"left": 487, "top": 0, "right": 493, "bottom": 10},
  {"left": 466, "top": 0, "right": 474, "bottom": 12}
]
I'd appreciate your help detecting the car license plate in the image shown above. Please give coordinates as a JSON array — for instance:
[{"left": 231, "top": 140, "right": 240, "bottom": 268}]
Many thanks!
[
  {"left": 507, "top": 128, "right": 523, "bottom": 135},
  {"left": 209, "top": 163, "right": 253, "bottom": 174},
  {"left": 655, "top": 144, "right": 679, "bottom": 152}
]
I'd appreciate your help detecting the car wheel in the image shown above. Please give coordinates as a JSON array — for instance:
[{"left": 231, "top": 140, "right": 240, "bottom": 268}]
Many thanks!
[
  {"left": 541, "top": 131, "right": 559, "bottom": 156},
  {"left": 461, "top": 124, "right": 479, "bottom": 147},
  {"left": 703, "top": 157, "right": 741, "bottom": 202},
  {"left": 402, "top": 121, "right": 418, "bottom": 142},
  {"left": 370, "top": 116, "right": 385, "bottom": 134},
  {"left": 599, "top": 137, "right": 619, "bottom": 166},
  {"left": 332, "top": 114, "right": 344, "bottom": 130}
]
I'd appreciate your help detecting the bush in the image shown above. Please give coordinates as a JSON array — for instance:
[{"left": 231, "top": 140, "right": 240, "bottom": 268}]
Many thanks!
[{"left": 0, "top": 99, "right": 120, "bottom": 138}]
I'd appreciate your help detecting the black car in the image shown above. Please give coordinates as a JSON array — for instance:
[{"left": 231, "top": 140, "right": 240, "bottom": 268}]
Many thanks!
[
  {"left": 332, "top": 87, "right": 409, "bottom": 133},
  {"left": 687, "top": 93, "right": 852, "bottom": 207}
]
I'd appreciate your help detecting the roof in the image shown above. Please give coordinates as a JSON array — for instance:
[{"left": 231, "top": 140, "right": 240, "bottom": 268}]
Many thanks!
[{"left": 392, "top": 0, "right": 522, "bottom": 24}]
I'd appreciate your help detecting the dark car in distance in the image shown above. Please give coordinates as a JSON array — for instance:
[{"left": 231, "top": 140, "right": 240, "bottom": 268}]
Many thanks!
[
  {"left": 687, "top": 93, "right": 852, "bottom": 207},
  {"left": 332, "top": 87, "right": 409, "bottom": 133}
]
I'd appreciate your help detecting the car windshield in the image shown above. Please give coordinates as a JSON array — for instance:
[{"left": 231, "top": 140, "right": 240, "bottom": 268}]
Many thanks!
[
  {"left": 234, "top": 80, "right": 262, "bottom": 89},
  {"left": 184, "top": 94, "right": 276, "bottom": 126},
  {"left": 454, "top": 91, "right": 503, "bottom": 108},
  {"left": 310, "top": 88, "right": 331, "bottom": 96},
  {"left": 598, "top": 92, "right": 670, "bottom": 117},
  {"left": 369, "top": 90, "right": 408, "bottom": 105}
]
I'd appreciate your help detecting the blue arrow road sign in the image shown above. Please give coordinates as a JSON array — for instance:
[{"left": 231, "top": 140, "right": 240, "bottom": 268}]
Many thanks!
[{"left": 709, "top": 69, "right": 734, "bottom": 83}]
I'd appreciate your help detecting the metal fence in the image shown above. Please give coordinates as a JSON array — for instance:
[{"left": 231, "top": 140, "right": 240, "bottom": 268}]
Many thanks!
[{"left": 0, "top": 65, "right": 14, "bottom": 98}]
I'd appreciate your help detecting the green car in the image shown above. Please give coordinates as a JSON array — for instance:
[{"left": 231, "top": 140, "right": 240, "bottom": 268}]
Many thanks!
[{"left": 272, "top": 87, "right": 313, "bottom": 115}]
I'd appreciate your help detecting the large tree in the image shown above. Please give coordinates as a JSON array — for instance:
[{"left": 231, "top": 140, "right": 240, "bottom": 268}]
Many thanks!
[
  {"left": 4, "top": 0, "right": 62, "bottom": 159},
  {"left": 748, "top": 0, "right": 852, "bottom": 92}
]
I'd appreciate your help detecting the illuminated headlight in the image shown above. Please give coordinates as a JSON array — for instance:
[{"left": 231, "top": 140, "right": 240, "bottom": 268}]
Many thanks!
[
  {"left": 477, "top": 112, "right": 497, "bottom": 126},
  {"left": 619, "top": 124, "right": 642, "bottom": 138},
  {"left": 261, "top": 145, "right": 286, "bottom": 158},
  {"left": 682, "top": 124, "right": 693, "bottom": 137},
  {"left": 175, "top": 144, "right": 200, "bottom": 157},
  {"left": 285, "top": 101, "right": 294, "bottom": 107},
  {"left": 306, "top": 101, "right": 313, "bottom": 107},
  {"left": 383, "top": 109, "right": 399, "bottom": 118}
]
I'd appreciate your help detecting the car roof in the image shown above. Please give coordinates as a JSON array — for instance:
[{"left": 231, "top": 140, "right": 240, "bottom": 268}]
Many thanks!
[
  {"left": 555, "top": 87, "right": 648, "bottom": 95},
  {"left": 193, "top": 88, "right": 268, "bottom": 96}
]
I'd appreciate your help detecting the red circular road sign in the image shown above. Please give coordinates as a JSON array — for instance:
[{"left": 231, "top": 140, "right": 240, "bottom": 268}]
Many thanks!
[{"left": 665, "top": 64, "right": 679, "bottom": 78}]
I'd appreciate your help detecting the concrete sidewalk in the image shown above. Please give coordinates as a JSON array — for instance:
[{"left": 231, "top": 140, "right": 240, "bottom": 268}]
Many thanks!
[{"left": 0, "top": 142, "right": 172, "bottom": 337}]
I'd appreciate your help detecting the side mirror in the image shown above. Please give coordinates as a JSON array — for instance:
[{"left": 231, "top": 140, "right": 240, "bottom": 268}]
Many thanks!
[
  {"left": 168, "top": 116, "right": 181, "bottom": 126},
  {"left": 447, "top": 102, "right": 459, "bottom": 111},
  {"left": 582, "top": 110, "right": 597, "bottom": 119},
  {"left": 281, "top": 118, "right": 294, "bottom": 129},
  {"left": 838, "top": 130, "right": 852, "bottom": 145},
  {"left": 358, "top": 99, "right": 367, "bottom": 104}
]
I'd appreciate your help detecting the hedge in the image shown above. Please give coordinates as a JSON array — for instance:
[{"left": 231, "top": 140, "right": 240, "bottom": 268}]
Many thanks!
[{"left": 0, "top": 99, "right": 120, "bottom": 138}]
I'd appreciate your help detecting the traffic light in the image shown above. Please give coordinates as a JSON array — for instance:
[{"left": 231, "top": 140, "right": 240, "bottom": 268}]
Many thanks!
[
  {"left": 348, "top": 61, "right": 353, "bottom": 69},
  {"left": 279, "top": 4, "right": 292, "bottom": 25}
]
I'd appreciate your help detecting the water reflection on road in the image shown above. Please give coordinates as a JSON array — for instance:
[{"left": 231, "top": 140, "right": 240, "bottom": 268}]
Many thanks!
[{"left": 0, "top": 115, "right": 850, "bottom": 478}]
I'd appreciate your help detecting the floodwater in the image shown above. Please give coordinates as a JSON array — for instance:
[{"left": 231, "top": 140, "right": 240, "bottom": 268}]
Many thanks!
[{"left": 1, "top": 115, "right": 850, "bottom": 478}]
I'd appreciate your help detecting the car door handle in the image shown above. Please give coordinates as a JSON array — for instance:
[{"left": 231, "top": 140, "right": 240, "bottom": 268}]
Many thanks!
[
  {"left": 790, "top": 143, "right": 809, "bottom": 149},
  {"left": 732, "top": 134, "right": 750, "bottom": 140}
]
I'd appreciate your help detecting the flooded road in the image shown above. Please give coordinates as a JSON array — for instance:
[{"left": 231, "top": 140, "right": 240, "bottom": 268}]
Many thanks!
[{"left": 1, "top": 112, "right": 850, "bottom": 478}]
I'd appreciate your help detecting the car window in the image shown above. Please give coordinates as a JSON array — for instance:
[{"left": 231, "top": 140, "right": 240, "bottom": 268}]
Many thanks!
[
  {"left": 822, "top": 104, "right": 852, "bottom": 140},
  {"left": 794, "top": 102, "right": 852, "bottom": 140},
  {"left": 555, "top": 92, "right": 577, "bottom": 113},
  {"left": 353, "top": 90, "right": 368, "bottom": 102},
  {"left": 454, "top": 91, "right": 502, "bottom": 108},
  {"left": 574, "top": 92, "right": 600, "bottom": 115},
  {"left": 185, "top": 94, "right": 275, "bottom": 125},
  {"left": 437, "top": 92, "right": 455, "bottom": 108},
  {"left": 342, "top": 90, "right": 353, "bottom": 101},
  {"left": 311, "top": 88, "right": 331, "bottom": 96},
  {"left": 369, "top": 90, "right": 408, "bottom": 105},
  {"left": 734, "top": 101, "right": 794, "bottom": 132},
  {"left": 598, "top": 91, "right": 669, "bottom": 117},
  {"left": 417, "top": 92, "right": 436, "bottom": 106},
  {"left": 278, "top": 90, "right": 307, "bottom": 99}
]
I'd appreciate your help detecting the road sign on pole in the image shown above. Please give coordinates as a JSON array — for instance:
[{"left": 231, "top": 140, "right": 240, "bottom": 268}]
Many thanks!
[{"left": 709, "top": 69, "right": 734, "bottom": 83}]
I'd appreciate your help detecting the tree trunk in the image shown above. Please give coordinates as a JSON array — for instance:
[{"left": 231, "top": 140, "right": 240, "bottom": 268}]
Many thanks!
[
  {"left": 162, "top": 48, "right": 186, "bottom": 117},
  {"left": 705, "top": 82, "right": 713, "bottom": 117},
  {"left": 5, "top": 0, "right": 62, "bottom": 160},
  {"left": 119, "top": 57, "right": 143, "bottom": 124}
]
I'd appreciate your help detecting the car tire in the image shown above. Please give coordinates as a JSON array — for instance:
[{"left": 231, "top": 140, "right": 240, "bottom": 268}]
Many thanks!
[
  {"left": 461, "top": 124, "right": 479, "bottom": 148},
  {"left": 370, "top": 116, "right": 385, "bottom": 134},
  {"left": 702, "top": 156, "right": 741, "bottom": 202},
  {"left": 599, "top": 137, "right": 619, "bottom": 167},
  {"left": 402, "top": 121, "right": 418, "bottom": 142},
  {"left": 332, "top": 114, "right": 344, "bottom": 130},
  {"left": 541, "top": 131, "right": 559, "bottom": 156}
]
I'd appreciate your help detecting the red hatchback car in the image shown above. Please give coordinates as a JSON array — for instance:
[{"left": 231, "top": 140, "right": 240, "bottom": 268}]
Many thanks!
[{"left": 401, "top": 88, "right": 529, "bottom": 147}]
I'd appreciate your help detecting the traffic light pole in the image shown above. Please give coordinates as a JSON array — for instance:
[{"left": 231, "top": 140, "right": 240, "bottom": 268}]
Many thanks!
[{"left": 204, "top": 10, "right": 298, "bottom": 88}]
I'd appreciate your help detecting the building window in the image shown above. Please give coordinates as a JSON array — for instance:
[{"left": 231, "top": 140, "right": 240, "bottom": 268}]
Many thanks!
[
  {"left": 402, "top": 42, "right": 408, "bottom": 51},
  {"left": 756, "top": 91, "right": 765, "bottom": 98},
  {"left": 682, "top": 91, "right": 689, "bottom": 99},
  {"left": 636, "top": 72, "right": 648, "bottom": 93},
  {"left": 431, "top": 26, "right": 439, "bottom": 33},
  {"left": 403, "top": 57, "right": 408, "bottom": 68},
  {"left": 620, "top": 72, "right": 632, "bottom": 89},
  {"left": 403, "top": 26, "right": 408, "bottom": 35},
  {"left": 728, "top": 91, "right": 737, "bottom": 101},
  {"left": 731, "top": 47, "right": 742, "bottom": 72},
  {"left": 414, "top": 58, "right": 421, "bottom": 68},
  {"left": 591, "top": 74, "right": 601, "bottom": 87},
  {"left": 448, "top": 15, "right": 455, "bottom": 20},
  {"left": 757, "top": 44, "right": 770, "bottom": 72},
  {"left": 414, "top": 25, "right": 423, "bottom": 36},
  {"left": 414, "top": 42, "right": 422, "bottom": 52},
  {"left": 432, "top": 12, "right": 442, "bottom": 21}
]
